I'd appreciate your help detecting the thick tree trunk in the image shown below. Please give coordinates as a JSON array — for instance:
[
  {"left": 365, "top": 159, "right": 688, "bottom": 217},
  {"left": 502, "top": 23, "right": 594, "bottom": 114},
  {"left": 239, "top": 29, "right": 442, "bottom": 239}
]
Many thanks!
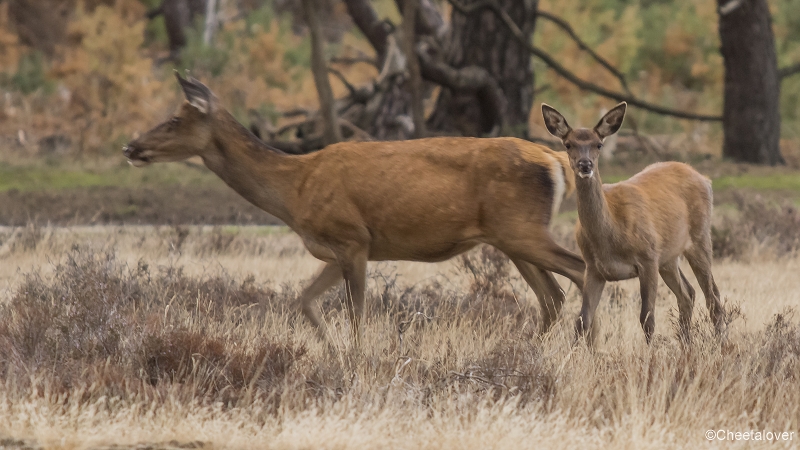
[
  {"left": 717, "top": 0, "right": 783, "bottom": 165},
  {"left": 428, "top": 0, "right": 537, "bottom": 137}
]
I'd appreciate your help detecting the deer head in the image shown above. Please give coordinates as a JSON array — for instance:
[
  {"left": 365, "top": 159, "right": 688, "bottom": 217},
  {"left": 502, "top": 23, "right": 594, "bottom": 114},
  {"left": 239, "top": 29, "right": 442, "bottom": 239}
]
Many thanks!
[
  {"left": 541, "top": 102, "right": 626, "bottom": 180},
  {"left": 123, "top": 73, "right": 217, "bottom": 167}
]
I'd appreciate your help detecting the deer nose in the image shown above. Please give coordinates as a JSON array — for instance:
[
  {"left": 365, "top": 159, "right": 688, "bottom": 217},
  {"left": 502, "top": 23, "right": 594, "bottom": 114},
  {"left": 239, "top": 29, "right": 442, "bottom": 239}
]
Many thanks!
[
  {"left": 122, "top": 145, "right": 135, "bottom": 158},
  {"left": 577, "top": 159, "right": 593, "bottom": 174}
]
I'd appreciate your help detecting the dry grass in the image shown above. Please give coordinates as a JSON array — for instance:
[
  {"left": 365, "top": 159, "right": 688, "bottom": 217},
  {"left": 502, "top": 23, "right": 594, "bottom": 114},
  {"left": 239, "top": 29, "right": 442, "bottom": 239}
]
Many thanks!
[{"left": 0, "top": 222, "right": 798, "bottom": 449}]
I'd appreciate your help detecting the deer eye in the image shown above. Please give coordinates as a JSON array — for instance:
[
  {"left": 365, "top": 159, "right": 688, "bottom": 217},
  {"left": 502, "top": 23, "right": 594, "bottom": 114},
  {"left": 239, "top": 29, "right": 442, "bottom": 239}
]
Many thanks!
[
  {"left": 564, "top": 143, "right": 571, "bottom": 149},
  {"left": 170, "top": 117, "right": 181, "bottom": 126},
  {"left": 597, "top": 143, "right": 603, "bottom": 149}
]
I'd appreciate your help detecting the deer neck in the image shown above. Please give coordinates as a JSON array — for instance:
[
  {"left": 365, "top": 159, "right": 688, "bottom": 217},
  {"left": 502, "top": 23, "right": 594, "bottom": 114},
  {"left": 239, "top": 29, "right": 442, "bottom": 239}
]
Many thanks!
[
  {"left": 200, "top": 112, "right": 299, "bottom": 226},
  {"left": 575, "top": 172, "right": 617, "bottom": 243}
]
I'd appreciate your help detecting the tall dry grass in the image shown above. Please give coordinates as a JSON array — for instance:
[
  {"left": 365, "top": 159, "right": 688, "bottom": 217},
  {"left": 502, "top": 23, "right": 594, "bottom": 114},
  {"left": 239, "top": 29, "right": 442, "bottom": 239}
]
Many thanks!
[{"left": 0, "top": 221, "right": 798, "bottom": 448}]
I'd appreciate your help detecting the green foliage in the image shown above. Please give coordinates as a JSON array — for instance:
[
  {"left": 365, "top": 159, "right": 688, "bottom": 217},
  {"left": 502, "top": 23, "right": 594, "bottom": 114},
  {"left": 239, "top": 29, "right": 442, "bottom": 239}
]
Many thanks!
[
  {"left": 713, "top": 173, "right": 800, "bottom": 192},
  {"left": 179, "top": 18, "right": 232, "bottom": 77},
  {"left": 0, "top": 163, "right": 218, "bottom": 193},
  {"left": 4, "top": 51, "right": 52, "bottom": 94}
]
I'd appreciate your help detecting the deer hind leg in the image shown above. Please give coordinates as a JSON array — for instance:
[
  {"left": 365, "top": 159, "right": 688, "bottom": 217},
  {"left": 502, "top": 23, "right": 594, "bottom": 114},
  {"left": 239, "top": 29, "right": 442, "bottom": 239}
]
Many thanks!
[
  {"left": 685, "top": 242, "right": 725, "bottom": 337},
  {"left": 512, "top": 259, "right": 565, "bottom": 334},
  {"left": 659, "top": 258, "right": 696, "bottom": 343},
  {"left": 499, "top": 235, "right": 585, "bottom": 290},
  {"left": 298, "top": 262, "right": 343, "bottom": 339}
]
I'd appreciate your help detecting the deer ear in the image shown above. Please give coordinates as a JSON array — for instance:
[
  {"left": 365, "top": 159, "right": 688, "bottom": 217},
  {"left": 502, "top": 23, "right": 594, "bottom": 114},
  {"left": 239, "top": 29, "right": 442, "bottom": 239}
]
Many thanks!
[
  {"left": 175, "top": 71, "right": 212, "bottom": 114},
  {"left": 541, "top": 104, "right": 572, "bottom": 139},
  {"left": 594, "top": 102, "right": 626, "bottom": 139}
]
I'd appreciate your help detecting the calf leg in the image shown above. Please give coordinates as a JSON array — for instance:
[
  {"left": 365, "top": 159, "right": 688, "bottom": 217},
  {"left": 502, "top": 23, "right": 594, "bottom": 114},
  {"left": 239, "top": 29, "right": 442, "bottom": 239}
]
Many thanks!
[
  {"left": 659, "top": 258, "right": 696, "bottom": 343},
  {"left": 639, "top": 263, "right": 659, "bottom": 344},
  {"left": 685, "top": 245, "right": 725, "bottom": 337},
  {"left": 576, "top": 269, "right": 605, "bottom": 346}
]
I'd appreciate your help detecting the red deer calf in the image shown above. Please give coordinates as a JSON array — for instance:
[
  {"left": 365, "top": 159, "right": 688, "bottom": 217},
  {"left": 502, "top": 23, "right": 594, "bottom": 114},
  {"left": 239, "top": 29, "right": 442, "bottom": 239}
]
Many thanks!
[{"left": 541, "top": 102, "right": 725, "bottom": 344}]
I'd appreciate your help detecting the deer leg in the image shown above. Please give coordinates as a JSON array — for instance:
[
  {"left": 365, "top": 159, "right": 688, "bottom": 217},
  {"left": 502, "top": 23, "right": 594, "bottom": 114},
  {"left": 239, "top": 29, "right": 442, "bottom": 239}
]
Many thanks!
[
  {"left": 336, "top": 248, "right": 368, "bottom": 347},
  {"left": 499, "top": 236, "right": 585, "bottom": 290},
  {"left": 298, "top": 262, "right": 342, "bottom": 339},
  {"left": 685, "top": 246, "right": 725, "bottom": 337},
  {"left": 576, "top": 268, "right": 605, "bottom": 346},
  {"left": 512, "top": 259, "right": 565, "bottom": 334},
  {"left": 659, "top": 259, "right": 696, "bottom": 343},
  {"left": 639, "top": 263, "right": 659, "bottom": 344}
]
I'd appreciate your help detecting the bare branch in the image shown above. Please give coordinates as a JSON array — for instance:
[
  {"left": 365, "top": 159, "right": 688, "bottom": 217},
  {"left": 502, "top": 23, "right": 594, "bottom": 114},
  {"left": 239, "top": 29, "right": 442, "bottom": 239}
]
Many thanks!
[
  {"left": 343, "top": 0, "right": 392, "bottom": 60},
  {"left": 327, "top": 67, "right": 358, "bottom": 96},
  {"left": 281, "top": 108, "right": 312, "bottom": 118},
  {"left": 338, "top": 118, "right": 375, "bottom": 141},
  {"left": 446, "top": 0, "right": 722, "bottom": 121},
  {"left": 779, "top": 63, "right": 800, "bottom": 80},
  {"left": 536, "top": 10, "right": 631, "bottom": 93},
  {"left": 330, "top": 55, "right": 377, "bottom": 66}
]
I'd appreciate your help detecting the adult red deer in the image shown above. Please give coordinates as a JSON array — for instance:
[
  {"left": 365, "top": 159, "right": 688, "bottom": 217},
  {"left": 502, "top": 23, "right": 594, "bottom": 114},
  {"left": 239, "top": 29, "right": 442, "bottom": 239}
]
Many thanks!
[
  {"left": 123, "top": 73, "right": 585, "bottom": 345},
  {"left": 541, "top": 102, "right": 725, "bottom": 344}
]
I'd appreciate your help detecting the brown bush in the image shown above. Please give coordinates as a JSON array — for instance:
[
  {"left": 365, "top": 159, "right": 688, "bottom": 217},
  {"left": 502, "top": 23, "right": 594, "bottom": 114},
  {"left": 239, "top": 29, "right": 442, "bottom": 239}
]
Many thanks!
[
  {"left": 712, "top": 192, "right": 800, "bottom": 260},
  {"left": 0, "top": 249, "right": 303, "bottom": 404}
]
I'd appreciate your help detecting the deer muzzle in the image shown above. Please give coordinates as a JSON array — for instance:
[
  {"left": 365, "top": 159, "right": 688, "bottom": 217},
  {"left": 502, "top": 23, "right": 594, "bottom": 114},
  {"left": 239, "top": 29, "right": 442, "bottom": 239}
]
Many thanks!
[{"left": 577, "top": 159, "right": 594, "bottom": 179}]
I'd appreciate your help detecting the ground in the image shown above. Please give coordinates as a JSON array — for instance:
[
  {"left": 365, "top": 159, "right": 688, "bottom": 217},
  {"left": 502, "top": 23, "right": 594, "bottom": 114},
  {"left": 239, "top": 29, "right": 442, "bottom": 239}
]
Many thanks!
[{"left": 0, "top": 157, "right": 798, "bottom": 449}]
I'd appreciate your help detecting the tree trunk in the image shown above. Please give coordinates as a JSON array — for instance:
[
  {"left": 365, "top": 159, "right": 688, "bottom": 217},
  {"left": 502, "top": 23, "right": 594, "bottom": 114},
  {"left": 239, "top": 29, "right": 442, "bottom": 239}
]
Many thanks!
[
  {"left": 428, "top": 0, "right": 537, "bottom": 137},
  {"left": 402, "top": 0, "right": 426, "bottom": 138},
  {"left": 303, "top": 0, "right": 343, "bottom": 145},
  {"left": 717, "top": 0, "right": 783, "bottom": 165}
]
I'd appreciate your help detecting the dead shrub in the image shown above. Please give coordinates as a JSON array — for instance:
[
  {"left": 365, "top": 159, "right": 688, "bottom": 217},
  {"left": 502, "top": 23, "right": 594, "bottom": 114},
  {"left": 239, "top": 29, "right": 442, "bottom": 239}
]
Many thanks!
[
  {"left": 194, "top": 226, "right": 237, "bottom": 256},
  {"left": 712, "top": 193, "right": 800, "bottom": 260},
  {"left": 0, "top": 248, "right": 300, "bottom": 404},
  {"left": 456, "top": 340, "right": 557, "bottom": 407},
  {"left": 456, "top": 245, "right": 533, "bottom": 323},
  {"left": 757, "top": 308, "right": 800, "bottom": 380},
  {"left": 141, "top": 328, "right": 305, "bottom": 403}
]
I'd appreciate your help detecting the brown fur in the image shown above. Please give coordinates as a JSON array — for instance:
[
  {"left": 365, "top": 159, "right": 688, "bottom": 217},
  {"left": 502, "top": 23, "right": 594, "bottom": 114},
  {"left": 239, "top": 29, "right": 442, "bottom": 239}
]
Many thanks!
[
  {"left": 124, "top": 75, "right": 586, "bottom": 345},
  {"left": 542, "top": 102, "right": 725, "bottom": 344}
]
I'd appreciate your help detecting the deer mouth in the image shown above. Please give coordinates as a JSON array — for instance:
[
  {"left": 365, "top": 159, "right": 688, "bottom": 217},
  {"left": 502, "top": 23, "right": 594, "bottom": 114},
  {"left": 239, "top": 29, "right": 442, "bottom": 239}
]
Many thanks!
[
  {"left": 123, "top": 145, "right": 153, "bottom": 167},
  {"left": 578, "top": 169, "right": 594, "bottom": 179}
]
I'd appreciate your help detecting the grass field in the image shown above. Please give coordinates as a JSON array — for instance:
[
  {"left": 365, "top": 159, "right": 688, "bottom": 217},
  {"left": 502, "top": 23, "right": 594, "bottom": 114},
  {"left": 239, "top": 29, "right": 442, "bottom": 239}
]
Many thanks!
[{"left": 0, "top": 218, "right": 798, "bottom": 449}]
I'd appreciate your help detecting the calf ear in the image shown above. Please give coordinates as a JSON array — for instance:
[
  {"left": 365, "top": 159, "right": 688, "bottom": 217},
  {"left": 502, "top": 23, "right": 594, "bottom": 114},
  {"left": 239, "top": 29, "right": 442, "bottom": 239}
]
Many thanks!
[
  {"left": 175, "top": 71, "right": 212, "bottom": 114},
  {"left": 541, "top": 104, "right": 572, "bottom": 140},
  {"left": 594, "top": 102, "right": 626, "bottom": 139}
]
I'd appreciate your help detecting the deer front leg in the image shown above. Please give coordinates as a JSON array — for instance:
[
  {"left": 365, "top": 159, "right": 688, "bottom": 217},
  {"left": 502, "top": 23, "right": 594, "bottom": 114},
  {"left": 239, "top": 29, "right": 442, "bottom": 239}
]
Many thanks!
[
  {"left": 639, "top": 262, "right": 659, "bottom": 344},
  {"left": 336, "top": 248, "right": 368, "bottom": 348},
  {"left": 576, "top": 268, "right": 605, "bottom": 346}
]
